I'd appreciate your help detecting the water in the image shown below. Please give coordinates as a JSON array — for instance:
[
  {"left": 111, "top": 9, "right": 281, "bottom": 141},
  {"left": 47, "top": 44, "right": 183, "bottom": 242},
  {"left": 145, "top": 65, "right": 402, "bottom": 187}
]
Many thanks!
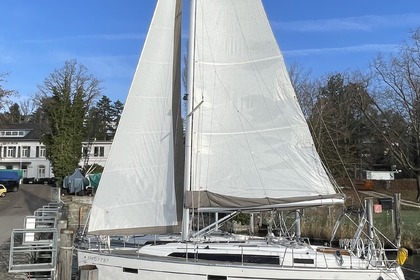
[{"left": 403, "top": 254, "right": 420, "bottom": 280}]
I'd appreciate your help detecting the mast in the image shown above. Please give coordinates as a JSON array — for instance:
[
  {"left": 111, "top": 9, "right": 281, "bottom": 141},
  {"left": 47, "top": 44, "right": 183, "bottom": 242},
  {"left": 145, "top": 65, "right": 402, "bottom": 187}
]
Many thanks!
[{"left": 182, "top": 0, "right": 197, "bottom": 241}]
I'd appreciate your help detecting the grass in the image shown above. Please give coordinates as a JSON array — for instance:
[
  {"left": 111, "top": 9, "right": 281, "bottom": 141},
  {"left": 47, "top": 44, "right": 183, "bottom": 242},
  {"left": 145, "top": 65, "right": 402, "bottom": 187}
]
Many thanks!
[
  {"left": 379, "top": 210, "right": 420, "bottom": 250},
  {"left": 296, "top": 180, "right": 420, "bottom": 250}
]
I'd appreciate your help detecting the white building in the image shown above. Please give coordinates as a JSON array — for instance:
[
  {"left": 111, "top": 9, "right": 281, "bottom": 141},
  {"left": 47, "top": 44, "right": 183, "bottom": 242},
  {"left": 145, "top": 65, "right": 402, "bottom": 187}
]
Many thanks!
[
  {"left": 0, "top": 123, "right": 51, "bottom": 180},
  {"left": 0, "top": 123, "right": 112, "bottom": 181},
  {"left": 80, "top": 140, "right": 112, "bottom": 169}
]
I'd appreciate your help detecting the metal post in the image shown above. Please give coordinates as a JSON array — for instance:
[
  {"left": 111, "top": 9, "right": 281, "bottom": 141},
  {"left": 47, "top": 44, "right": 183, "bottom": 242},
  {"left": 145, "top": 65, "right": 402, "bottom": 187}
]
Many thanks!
[
  {"left": 365, "top": 197, "right": 375, "bottom": 260},
  {"left": 295, "top": 210, "right": 301, "bottom": 241},
  {"left": 215, "top": 212, "right": 219, "bottom": 231},
  {"left": 365, "top": 197, "right": 374, "bottom": 241},
  {"left": 249, "top": 213, "right": 254, "bottom": 236},
  {"left": 393, "top": 193, "right": 401, "bottom": 247}
]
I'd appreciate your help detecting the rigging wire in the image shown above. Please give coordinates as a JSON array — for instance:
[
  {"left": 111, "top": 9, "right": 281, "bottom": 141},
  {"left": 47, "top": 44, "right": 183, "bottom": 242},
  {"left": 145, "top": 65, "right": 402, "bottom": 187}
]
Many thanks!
[{"left": 308, "top": 105, "right": 364, "bottom": 209}]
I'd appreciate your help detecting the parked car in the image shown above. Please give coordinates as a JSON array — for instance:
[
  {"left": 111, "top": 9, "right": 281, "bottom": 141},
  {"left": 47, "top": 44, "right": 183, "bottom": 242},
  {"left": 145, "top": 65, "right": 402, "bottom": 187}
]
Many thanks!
[{"left": 0, "top": 184, "right": 7, "bottom": 197}]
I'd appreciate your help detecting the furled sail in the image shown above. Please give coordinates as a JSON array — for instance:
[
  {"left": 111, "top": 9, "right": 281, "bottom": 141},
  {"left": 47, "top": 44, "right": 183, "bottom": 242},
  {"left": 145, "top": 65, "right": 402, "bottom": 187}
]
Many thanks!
[
  {"left": 185, "top": 0, "right": 344, "bottom": 210},
  {"left": 88, "top": 0, "right": 183, "bottom": 235}
]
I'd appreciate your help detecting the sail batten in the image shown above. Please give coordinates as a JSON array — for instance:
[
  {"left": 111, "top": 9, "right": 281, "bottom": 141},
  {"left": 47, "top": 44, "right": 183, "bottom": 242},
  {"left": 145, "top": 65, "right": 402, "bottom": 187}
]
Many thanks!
[{"left": 197, "top": 55, "right": 282, "bottom": 66}]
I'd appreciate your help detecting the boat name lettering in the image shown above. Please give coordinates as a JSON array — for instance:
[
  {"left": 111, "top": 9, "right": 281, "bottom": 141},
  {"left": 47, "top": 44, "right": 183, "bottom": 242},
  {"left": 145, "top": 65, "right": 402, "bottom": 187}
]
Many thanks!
[{"left": 87, "top": 256, "right": 109, "bottom": 263}]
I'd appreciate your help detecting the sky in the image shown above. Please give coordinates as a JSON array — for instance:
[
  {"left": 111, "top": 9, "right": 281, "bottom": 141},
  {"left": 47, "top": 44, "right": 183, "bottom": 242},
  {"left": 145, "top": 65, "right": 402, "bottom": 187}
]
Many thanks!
[{"left": 0, "top": 0, "right": 419, "bottom": 105}]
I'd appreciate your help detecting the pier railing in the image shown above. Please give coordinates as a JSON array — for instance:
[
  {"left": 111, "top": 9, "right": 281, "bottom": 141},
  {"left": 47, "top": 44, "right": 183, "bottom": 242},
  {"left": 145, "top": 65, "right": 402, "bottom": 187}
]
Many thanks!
[{"left": 8, "top": 201, "right": 64, "bottom": 280}]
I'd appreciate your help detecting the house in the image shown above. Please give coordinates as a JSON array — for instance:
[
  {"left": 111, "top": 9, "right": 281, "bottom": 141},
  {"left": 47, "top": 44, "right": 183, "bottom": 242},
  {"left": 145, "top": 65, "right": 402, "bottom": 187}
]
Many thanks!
[
  {"left": 80, "top": 140, "right": 112, "bottom": 169},
  {"left": 0, "top": 123, "right": 112, "bottom": 182},
  {"left": 0, "top": 123, "right": 51, "bottom": 180}
]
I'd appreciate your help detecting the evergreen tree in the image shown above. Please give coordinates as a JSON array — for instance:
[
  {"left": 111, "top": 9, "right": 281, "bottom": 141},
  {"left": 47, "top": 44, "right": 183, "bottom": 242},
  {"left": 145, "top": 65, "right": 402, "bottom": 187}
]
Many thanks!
[
  {"left": 85, "top": 96, "right": 124, "bottom": 141},
  {"left": 0, "top": 103, "right": 22, "bottom": 124},
  {"left": 307, "top": 73, "right": 373, "bottom": 177},
  {"left": 110, "top": 99, "right": 124, "bottom": 138}
]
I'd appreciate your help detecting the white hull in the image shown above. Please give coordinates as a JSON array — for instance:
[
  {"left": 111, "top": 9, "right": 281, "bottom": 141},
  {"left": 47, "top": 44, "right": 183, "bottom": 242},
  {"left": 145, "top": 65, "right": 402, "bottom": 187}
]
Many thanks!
[{"left": 77, "top": 242, "right": 404, "bottom": 280}]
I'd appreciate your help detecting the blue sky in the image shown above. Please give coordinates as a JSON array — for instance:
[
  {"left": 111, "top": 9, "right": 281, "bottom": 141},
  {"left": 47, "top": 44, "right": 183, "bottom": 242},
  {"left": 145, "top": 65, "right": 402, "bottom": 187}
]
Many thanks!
[{"left": 0, "top": 0, "right": 419, "bottom": 104}]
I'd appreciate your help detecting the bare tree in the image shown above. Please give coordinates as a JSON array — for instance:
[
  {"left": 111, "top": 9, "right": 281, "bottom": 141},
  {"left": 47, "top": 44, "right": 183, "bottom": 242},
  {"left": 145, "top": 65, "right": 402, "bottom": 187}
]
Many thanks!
[
  {"left": 37, "top": 59, "right": 101, "bottom": 184},
  {"left": 19, "top": 98, "right": 37, "bottom": 123},
  {"left": 289, "top": 63, "right": 315, "bottom": 119},
  {"left": 365, "top": 28, "right": 420, "bottom": 201},
  {"left": 0, "top": 73, "right": 17, "bottom": 112}
]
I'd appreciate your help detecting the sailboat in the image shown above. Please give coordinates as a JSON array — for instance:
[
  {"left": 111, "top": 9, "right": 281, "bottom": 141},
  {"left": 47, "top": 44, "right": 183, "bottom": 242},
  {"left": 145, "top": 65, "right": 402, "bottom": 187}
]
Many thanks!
[{"left": 77, "top": 0, "right": 406, "bottom": 279}]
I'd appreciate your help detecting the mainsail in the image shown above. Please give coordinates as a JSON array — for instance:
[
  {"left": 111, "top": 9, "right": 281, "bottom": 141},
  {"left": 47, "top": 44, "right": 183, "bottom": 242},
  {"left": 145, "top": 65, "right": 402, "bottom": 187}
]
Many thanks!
[
  {"left": 88, "top": 0, "right": 183, "bottom": 235},
  {"left": 184, "top": 0, "right": 344, "bottom": 210}
]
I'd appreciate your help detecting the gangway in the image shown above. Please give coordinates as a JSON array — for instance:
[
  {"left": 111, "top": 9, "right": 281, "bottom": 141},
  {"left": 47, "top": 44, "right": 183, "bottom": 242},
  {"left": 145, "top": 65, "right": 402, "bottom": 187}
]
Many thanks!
[
  {"left": 9, "top": 228, "right": 58, "bottom": 279},
  {"left": 8, "top": 201, "right": 64, "bottom": 280}
]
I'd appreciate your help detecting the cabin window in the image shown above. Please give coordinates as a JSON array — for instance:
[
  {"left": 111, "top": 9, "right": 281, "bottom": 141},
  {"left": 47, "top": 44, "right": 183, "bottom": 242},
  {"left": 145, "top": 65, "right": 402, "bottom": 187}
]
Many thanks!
[
  {"left": 122, "top": 267, "right": 138, "bottom": 274},
  {"left": 168, "top": 252, "right": 279, "bottom": 264},
  {"left": 208, "top": 276, "right": 227, "bottom": 280},
  {"left": 293, "top": 258, "right": 314, "bottom": 264}
]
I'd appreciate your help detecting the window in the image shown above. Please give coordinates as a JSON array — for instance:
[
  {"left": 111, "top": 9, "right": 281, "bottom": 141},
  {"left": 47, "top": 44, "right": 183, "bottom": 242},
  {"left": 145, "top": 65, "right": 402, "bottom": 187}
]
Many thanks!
[
  {"left": 93, "top": 146, "right": 105, "bottom": 157},
  {"left": 168, "top": 252, "right": 280, "bottom": 264},
  {"left": 0, "top": 130, "right": 28, "bottom": 137},
  {"left": 39, "top": 147, "right": 46, "bottom": 157},
  {"left": 36, "top": 146, "right": 46, "bottom": 158},
  {"left": 122, "top": 268, "right": 138, "bottom": 274},
  {"left": 38, "top": 166, "right": 45, "bottom": 178},
  {"left": 21, "top": 146, "right": 30, "bottom": 157},
  {"left": 7, "top": 147, "right": 16, "bottom": 158},
  {"left": 82, "top": 147, "right": 89, "bottom": 157},
  {"left": 208, "top": 276, "right": 227, "bottom": 280}
]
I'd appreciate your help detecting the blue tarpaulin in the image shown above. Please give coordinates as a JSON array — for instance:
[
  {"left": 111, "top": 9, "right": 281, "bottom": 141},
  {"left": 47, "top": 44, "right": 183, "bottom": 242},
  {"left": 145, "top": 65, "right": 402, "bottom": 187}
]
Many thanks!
[{"left": 0, "top": 170, "right": 22, "bottom": 180}]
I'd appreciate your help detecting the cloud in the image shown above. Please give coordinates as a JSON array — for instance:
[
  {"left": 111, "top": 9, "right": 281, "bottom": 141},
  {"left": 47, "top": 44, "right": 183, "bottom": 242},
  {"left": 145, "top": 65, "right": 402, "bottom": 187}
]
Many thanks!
[
  {"left": 283, "top": 44, "right": 399, "bottom": 57},
  {"left": 272, "top": 13, "right": 420, "bottom": 33}
]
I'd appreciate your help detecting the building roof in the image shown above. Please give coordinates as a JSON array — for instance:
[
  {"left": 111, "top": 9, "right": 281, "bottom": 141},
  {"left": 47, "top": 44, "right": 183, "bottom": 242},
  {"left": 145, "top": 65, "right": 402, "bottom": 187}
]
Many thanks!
[{"left": 0, "top": 123, "right": 47, "bottom": 142}]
